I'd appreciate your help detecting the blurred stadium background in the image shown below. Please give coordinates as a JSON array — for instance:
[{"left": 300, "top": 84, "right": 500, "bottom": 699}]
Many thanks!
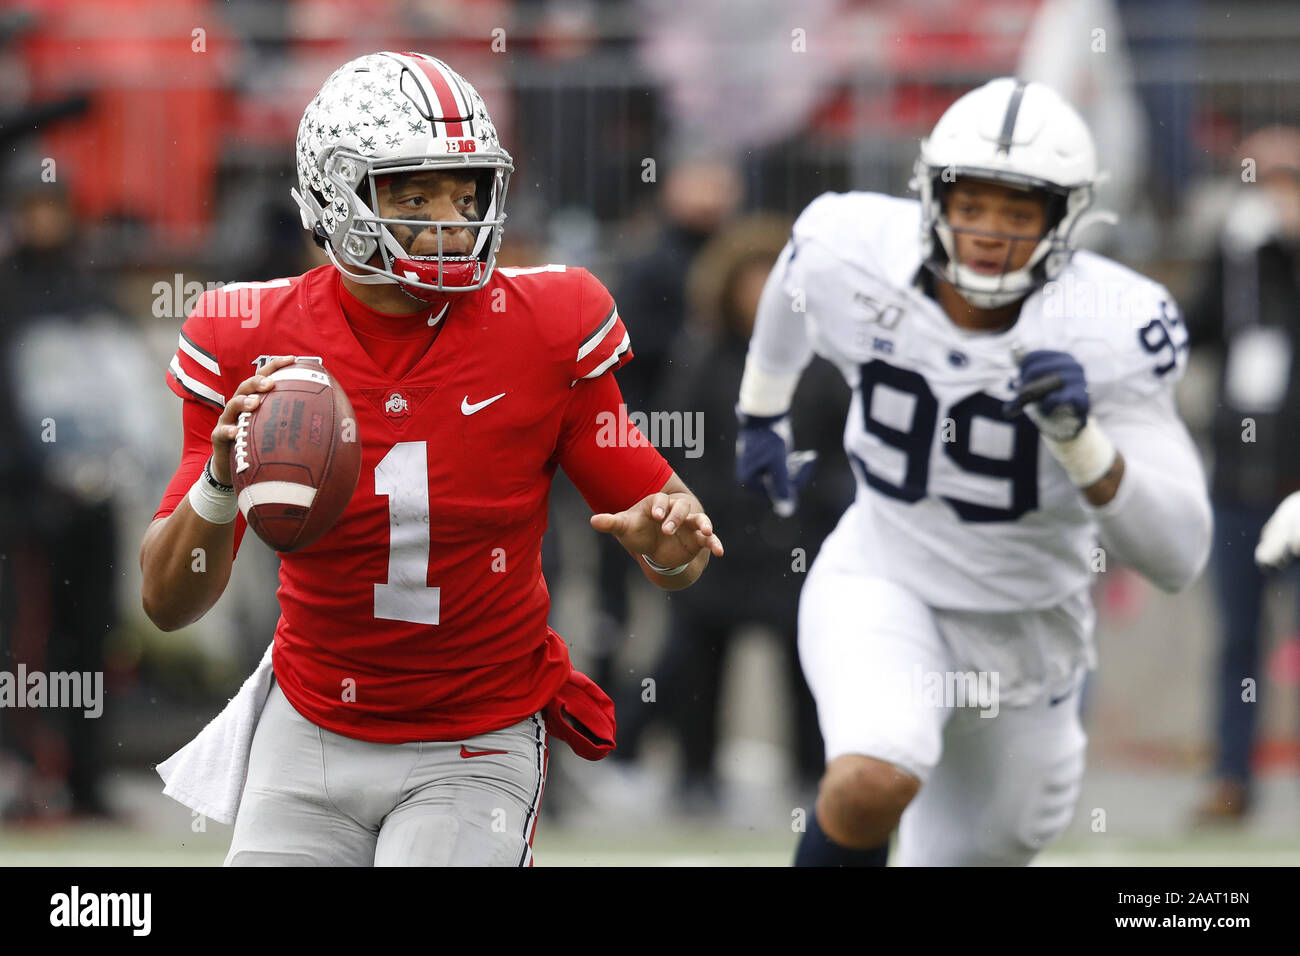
[{"left": 2, "top": 0, "right": 1300, "bottom": 866}]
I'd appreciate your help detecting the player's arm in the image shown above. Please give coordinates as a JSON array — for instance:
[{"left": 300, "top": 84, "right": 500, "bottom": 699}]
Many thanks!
[
  {"left": 1085, "top": 390, "right": 1212, "bottom": 591},
  {"left": 735, "top": 239, "right": 820, "bottom": 514},
  {"left": 1009, "top": 350, "right": 1211, "bottom": 592},
  {"left": 738, "top": 239, "right": 815, "bottom": 416},
  {"left": 590, "top": 472, "right": 724, "bottom": 591},
  {"left": 557, "top": 361, "right": 722, "bottom": 592},
  {"left": 140, "top": 356, "right": 297, "bottom": 631}
]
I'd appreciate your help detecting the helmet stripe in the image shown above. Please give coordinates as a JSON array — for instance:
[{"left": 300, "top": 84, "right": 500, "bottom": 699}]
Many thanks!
[
  {"left": 411, "top": 57, "right": 467, "bottom": 137},
  {"left": 996, "top": 80, "right": 1028, "bottom": 154},
  {"left": 446, "top": 69, "right": 478, "bottom": 139}
]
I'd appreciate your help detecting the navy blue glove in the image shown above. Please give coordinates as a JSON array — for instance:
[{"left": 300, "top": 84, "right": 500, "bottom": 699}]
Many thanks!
[
  {"left": 735, "top": 410, "right": 818, "bottom": 517},
  {"left": 1003, "top": 349, "right": 1090, "bottom": 441}
]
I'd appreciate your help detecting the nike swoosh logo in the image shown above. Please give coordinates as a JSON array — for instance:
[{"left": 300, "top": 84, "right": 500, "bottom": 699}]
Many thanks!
[
  {"left": 461, "top": 392, "right": 506, "bottom": 415},
  {"left": 460, "top": 745, "right": 509, "bottom": 758}
]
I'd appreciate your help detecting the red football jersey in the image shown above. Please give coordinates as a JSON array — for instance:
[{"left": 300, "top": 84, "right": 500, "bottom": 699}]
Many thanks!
[{"left": 156, "top": 263, "right": 672, "bottom": 742}]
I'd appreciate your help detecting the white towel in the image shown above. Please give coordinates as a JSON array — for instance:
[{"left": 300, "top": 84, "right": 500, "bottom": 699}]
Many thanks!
[{"left": 156, "top": 642, "right": 275, "bottom": 826}]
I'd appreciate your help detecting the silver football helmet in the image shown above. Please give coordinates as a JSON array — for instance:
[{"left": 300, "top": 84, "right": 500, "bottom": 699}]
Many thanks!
[{"left": 291, "top": 51, "right": 512, "bottom": 299}]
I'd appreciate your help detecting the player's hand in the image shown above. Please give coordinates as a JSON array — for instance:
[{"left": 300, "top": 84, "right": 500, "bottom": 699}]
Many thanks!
[
  {"left": 1256, "top": 491, "right": 1300, "bottom": 569},
  {"left": 209, "top": 355, "right": 298, "bottom": 485},
  {"left": 734, "top": 410, "right": 818, "bottom": 517},
  {"left": 590, "top": 491, "right": 725, "bottom": 570},
  {"left": 1004, "top": 348, "right": 1090, "bottom": 442}
]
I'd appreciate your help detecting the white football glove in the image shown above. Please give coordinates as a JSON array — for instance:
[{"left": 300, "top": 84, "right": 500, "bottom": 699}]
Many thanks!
[{"left": 1256, "top": 491, "right": 1300, "bottom": 568}]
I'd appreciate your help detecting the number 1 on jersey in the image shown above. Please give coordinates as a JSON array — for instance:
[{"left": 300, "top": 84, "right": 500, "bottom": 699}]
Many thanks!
[{"left": 374, "top": 441, "right": 441, "bottom": 625}]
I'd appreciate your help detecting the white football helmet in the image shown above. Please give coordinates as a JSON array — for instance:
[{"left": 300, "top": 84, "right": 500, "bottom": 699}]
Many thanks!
[
  {"left": 913, "top": 77, "right": 1100, "bottom": 309},
  {"left": 292, "top": 51, "right": 512, "bottom": 299}
]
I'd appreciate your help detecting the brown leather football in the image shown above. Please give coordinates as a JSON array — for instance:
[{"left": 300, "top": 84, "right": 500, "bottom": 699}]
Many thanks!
[{"left": 229, "top": 359, "right": 361, "bottom": 552}]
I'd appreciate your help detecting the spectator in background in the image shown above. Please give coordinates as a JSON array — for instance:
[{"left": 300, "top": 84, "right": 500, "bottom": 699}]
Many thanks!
[
  {"left": 0, "top": 183, "right": 122, "bottom": 820},
  {"left": 1186, "top": 126, "right": 1300, "bottom": 824},
  {"left": 587, "top": 155, "right": 743, "bottom": 690},
  {"left": 604, "top": 213, "right": 853, "bottom": 814}
]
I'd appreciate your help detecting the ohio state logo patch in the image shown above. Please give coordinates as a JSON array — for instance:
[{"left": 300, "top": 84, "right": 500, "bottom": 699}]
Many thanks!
[{"left": 384, "top": 392, "right": 410, "bottom": 417}]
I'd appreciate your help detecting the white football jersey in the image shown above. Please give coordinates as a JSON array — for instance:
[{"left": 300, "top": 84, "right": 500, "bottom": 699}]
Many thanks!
[{"left": 780, "top": 191, "right": 1190, "bottom": 612}]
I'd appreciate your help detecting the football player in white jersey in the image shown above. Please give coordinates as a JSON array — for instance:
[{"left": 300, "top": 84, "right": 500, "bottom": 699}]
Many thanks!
[{"left": 735, "top": 78, "right": 1212, "bottom": 866}]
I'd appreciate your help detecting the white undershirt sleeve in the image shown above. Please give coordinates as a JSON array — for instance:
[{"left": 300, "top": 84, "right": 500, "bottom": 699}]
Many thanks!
[
  {"left": 1087, "top": 387, "right": 1212, "bottom": 593},
  {"left": 737, "top": 240, "right": 814, "bottom": 417}
]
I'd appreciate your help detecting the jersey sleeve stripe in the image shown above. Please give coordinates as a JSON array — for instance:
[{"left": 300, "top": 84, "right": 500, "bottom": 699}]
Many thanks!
[
  {"left": 168, "top": 355, "right": 225, "bottom": 409},
  {"left": 578, "top": 331, "right": 631, "bottom": 382},
  {"left": 178, "top": 331, "right": 219, "bottom": 374},
  {"left": 577, "top": 305, "right": 619, "bottom": 360}
]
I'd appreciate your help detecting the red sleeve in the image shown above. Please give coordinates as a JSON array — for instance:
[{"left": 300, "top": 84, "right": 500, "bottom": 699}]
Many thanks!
[
  {"left": 556, "top": 371, "right": 673, "bottom": 515},
  {"left": 572, "top": 269, "right": 632, "bottom": 384},
  {"left": 152, "top": 397, "right": 248, "bottom": 556},
  {"left": 164, "top": 292, "right": 227, "bottom": 412}
]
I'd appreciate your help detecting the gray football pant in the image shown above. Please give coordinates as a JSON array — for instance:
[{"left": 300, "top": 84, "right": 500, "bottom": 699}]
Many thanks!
[{"left": 225, "top": 679, "right": 548, "bottom": 866}]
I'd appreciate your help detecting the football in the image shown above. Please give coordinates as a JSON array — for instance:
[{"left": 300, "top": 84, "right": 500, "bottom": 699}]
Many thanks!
[{"left": 229, "top": 358, "right": 361, "bottom": 552}]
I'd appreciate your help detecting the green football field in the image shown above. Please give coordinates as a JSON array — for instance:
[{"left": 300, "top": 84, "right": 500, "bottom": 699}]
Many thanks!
[
  {"left": 4, "top": 763, "right": 1298, "bottom": 867},
  {"left": 3, "top": 820, "right": 1298, "bottom": 867}
]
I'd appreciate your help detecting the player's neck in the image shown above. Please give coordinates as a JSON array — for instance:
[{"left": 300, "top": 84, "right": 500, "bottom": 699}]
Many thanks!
[
  {"left": 935, "top": 278, "right": 1023, "bottom": 333},
  {"left": 339, "top": 271, "right": 452, "bottom": 318}
]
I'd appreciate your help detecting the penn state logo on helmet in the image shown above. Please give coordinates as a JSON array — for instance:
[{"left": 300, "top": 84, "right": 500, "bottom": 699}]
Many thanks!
[
  {"left": 912, "top": 78, "right": 1107, "bottom": 309},
  {"left": 291, "top": 52, "right": 513, "bottom": 300}
]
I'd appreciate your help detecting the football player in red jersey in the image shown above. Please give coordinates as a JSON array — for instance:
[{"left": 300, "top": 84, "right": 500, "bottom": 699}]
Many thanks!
[{"left": 139, "top": 52, "right": 723, "bottom": 866}]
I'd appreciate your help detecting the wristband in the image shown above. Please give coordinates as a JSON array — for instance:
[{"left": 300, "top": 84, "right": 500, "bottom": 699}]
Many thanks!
[
  {"left": 204, "top": 456, "right": 234, "bottom": 492},
  {"left": 738, "top": 356, "right": 800, "bottom": 418},
  {"left": 188, "top": 458, "right": 239, "bottom": 525},
  {"left": 1042, "top": 419, "right": 1117, "bottom": 488},
  {"left": 641, "top": 553, "right": 691, "bottom": 576}
]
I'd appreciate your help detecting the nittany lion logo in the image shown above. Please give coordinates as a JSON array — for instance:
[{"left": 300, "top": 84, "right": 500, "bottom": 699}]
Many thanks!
[{"left": 384, "top": 392, "right": 409, "bottom": 417}]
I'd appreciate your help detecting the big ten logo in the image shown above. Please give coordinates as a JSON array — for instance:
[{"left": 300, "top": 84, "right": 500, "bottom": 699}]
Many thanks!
[{"left": 446, "top": 139, "right": 476, "bottom": 153}]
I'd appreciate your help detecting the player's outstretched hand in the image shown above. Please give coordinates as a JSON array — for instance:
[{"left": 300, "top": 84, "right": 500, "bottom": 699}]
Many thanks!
[
  {"left": 1256, "top": 491, "right": 1300, "bottom": 569},
  {"left": 1004, "top": 349, "right": 1089, "bottom": 441},
  {"left": 735, "top": 410, "right": 818, "bottom": 517},
  {"left": 209, "top": 355, "right": 298, "bottom": 485},
  {"left": 590, "top": 490, "right": 725, "bottom": 572}
]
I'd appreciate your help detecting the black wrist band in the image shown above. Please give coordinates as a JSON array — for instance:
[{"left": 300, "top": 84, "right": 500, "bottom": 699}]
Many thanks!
[{"left": 204, "top": 456, "right": 234, "bottom": 493}]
